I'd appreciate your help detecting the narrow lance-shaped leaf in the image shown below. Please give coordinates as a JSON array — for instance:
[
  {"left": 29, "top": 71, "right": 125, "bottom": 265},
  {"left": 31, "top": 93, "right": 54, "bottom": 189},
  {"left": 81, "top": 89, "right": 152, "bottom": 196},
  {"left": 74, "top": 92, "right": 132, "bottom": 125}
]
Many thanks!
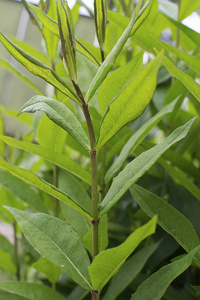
[
  {"left": 103, "top": 243, "right": 159, "bottom": 300},
  {"left": 94, "top": 0, "right": 107, "bottom": 49},
  {"left": 57, "top": 0, "right": 77, "bottom": 82},
  {"left": 131, "top": 246, "right": 200, "bottom": 300},
  {"left": 89, "top": 216, "right": 157, "bottom": 291},
  {"left": 99, "top": 118, "right": 195, "bottom": 216},
  {"left": 105, "top": 98, "right": 179, "bottom": 182},
  {"left": 155, "top": 51, "right": 200, "bottom": 104},
  {"left": 96, "top": 51, "right": 163, "bottom": 150},
  {"left": 85, "top": 1, "right": 140, "bottom": 102},
  {"left": 18, "top": 96, "right": 90, "bottom": 151},
  {"left": 179, "top": 0, "right": 200, "bottom": 21},
  {"left": 0, "top": 33, "right": 80, "bottom": 103},
  {"left": 4, "top": 208, "right": 93, "bottom": 290},
  {"left": 0, "top": 159, "right": 92, "bottom": 221},
  {"left": 130, "top": 185, "right": 200, "bottom": 255},
  {"left": 0, "top": 135, "right": 91, "bottom": 185},
  {"left": 0, "top": 282, "right": 66, "bottom": 300},
  {"left": 28, "top": 3, "right": 101, "bottom": 66}
]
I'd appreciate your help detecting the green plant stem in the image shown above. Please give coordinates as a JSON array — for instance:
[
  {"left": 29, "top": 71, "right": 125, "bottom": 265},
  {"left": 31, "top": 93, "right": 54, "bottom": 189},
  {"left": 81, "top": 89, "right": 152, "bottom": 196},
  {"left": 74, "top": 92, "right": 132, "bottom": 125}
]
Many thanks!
[
  {"left": 172, "top": 0, "right": 181, "bottom": 84},
  {"left": 100, "top": 145, "right": 106, "bottom": 203},
  {"left": 72, "top": 81, "right": 99, "bottom": 299},
  {"left": 53, "top": 164, "right": 58, "bottom": 217},
  {"left": 14, "top": 221, "right": 20, "bottom": 281}
]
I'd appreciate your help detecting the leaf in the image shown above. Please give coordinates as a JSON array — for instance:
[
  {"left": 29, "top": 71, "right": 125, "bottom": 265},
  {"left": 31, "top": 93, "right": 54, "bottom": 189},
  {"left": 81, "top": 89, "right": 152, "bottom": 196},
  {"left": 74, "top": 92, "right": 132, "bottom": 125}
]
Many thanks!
[
  {"left": 0, "top": 170, "right": 46, "bottom": 213},
  {"left": 6, "top": 208, "right": 93, "bottom": 291},
  {"left": 99, "top": 118, "right": 195, "bottom": 216},
  {"left": 0, "top": 159, "right": 92, "bottom": 221},
  {"left": 105, "top": 97, "right": 178, "bottom": 182},
  {"left": 98, "top": 51, "right": 144, "bottom": 116},
  {"left": 94, "top": 0, "right": 107, "bottom": 48},
  {"left": 179, "top": 0, "right": 200, "bottom": 20},
  {"left": 33, "top": 257, "right": 62, "bottom": 283},
  {"left": 0, "top": 33, "right": 79, "bottom": 103},
  {"left": 85, "top": 2, "right": 139, "bottom": 103},
  {"left": 96, "top": 51, "right": 163, "bottom": 150},
  {"left": 156, "top": 53, "right": 200, "bottom": 104},
  {"left": 130, "top": 185, "right": 200, "bottom": 254},
  {"left": 29, "top": 3, "right": 100, "bottom": 66},
  {"left": 154, "top": 39, "right": 200, "bottom": 75},
  {"left": 18, "top": 96, "right": 90, "bottom": 151},
  {"left": 0, "top": 135, "right": 91, "bottom": 185},
  {"left": 0, "top": 282, "right": 66, "bottom": 300},
  {"left": 0, "top": 249, "right": 16, "bottom": 274},
  {"left": 103, "top": 243, "right": 159, "bottom": 300},
  {"left": 89, "top": 216, "right": 157, "bottom": 291},
  {"left": 0, "top": 57, "right": 45, "bottom": 95},
  {"left": 0, "top": 105, "right": 33, "bottom": 127},
  {"left": 130, "top": 246, "right": 200, "bottom": 300}
]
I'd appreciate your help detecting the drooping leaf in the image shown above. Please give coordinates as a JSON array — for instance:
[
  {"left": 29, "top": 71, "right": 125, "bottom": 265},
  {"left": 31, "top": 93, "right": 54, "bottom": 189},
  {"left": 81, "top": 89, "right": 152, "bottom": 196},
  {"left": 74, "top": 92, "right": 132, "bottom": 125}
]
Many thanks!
[
  {"left": 0, "top": 170, "right": 46, "bottom": 213},
  {"left": 0, "top": 33, "right": 79, "bottom": 103},
  {"left": 103, "top": 243, "right": 159, "bottom": 300},
  {"left": 0, "top": 57, "right": 45, "bottom": 95},
  {"left": 0, "top": 135, "right": 91, "bottom": 185},
  {"left": 18, "top": 96, "right": 90, "bottom": 151},
  {"left": 0, "top": 282, "right": 66, "bottom": 300},
  {"left": 6, "top": 208, "right": 93, "bottom": 291},
  {"left": 96, "top": 51, "right": 163, "bottom": 150},
  {"left": 98, "top": 51, "right": 144, "bottom": 116},
  {"left": 89, "top": 216, "right": 157, "bottom": 291},
  {"left": 99, "top": 118, "right": 195, "bottom": 216},
  {"left": 130, "top": 185, "right": 200, "bottom": 254},
  {"left": 105, "top": 95, "right": 178, "bottom": 182},
  {"left": 131, "top": 246, "right": 200, "bottom": 300},
  {"left": 0, "top": 159, "right": 92, "bottom": 220}
]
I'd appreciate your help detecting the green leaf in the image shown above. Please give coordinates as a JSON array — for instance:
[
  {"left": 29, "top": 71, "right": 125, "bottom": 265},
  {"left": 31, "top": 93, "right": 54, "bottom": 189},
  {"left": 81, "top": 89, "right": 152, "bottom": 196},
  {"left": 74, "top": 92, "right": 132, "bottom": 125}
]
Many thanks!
[
  {"left": 103, "top": 243, "right": 159, "bottom": 300},
  {"left": 18, "top": 96, "right": 90, "bottom": 151},
  {"left": 0, "top": 135, "right": 91, "bottom": 185},
  {"left": 105, "top": 97, "right": 178, "bottom": 182},
  {"left": 179, "top": 0, "right": 200, "bottom": 20},
  {"left": 0, "top": 105, "right": 33, "bottom": 127},
  {"left": 98, "top": 51, "right": 144, "bottom": 116},
  {"left": 94, "top": 0, "right": 107, "bottom": 48},
  {"left": 156, "top": 53, "right": 200, "bottom": 104},
  {"left": 0, "top": 57, "right": 45, "bottom": 95},
  {"left": 0, "top": 159, "right": 92, "bottom": 221},
  {"left": 130, "top": 246, "right": 200, "bottom": 300},
  {"left": 154, "top": 39, "right": 200, "bottom": 75},
  {"left": 33, "top": 257, "right": 62, "bottom": 283},
  {"left": 85, "top": 3, "right": 138, "bottom": 103},
  {"left": 28, "top": 4, "right": 100, "bottom": 66},
  {"left": 57, "top": 0, "right": 77, "bottom": 82},
  {"left": 89, "top": 216, "right": 157, "bottom": 291},
  {"left": 130, "top": 185, "right": 200, "bottom": 254},
  {"left": 6, "top": 208, "right": 93, "bottom": 291},
  {"left": 99, "top": 118, "right": 195, "bottom": 216},
  {"left": 0, "top": 33, "right": 79, "bottom": 103},
  {"left": 165, "top": 15, "right": 200, "bottom": 48},
  {"left": 0, "top": 249, "right": 16, "bottom": 274},
  {"left": 96, "top": 51, "right": 163, "bottom": 150},
  {"left": 0, "top": 282, "right": 66, "bottom": 300},
  {"left": 0, "top": 170, "right": 46, "bottom": 213}
]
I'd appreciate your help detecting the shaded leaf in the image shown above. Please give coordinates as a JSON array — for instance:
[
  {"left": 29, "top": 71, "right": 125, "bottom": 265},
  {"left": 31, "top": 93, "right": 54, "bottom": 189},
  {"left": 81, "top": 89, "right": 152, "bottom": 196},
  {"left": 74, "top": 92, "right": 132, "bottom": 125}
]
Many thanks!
[
  {"left": 131, "top": 246, "right": 200, "bottom": 300},
  {"left": 33, "top": 257, "right": 62, "bottom": 283}
]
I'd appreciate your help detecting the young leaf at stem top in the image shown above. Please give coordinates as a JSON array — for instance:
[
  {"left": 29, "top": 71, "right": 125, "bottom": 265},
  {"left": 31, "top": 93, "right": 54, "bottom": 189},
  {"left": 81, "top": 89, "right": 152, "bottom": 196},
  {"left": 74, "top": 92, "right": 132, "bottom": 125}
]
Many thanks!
[
  {"left": 94, "top": 0, "right": 107, "bottom": 55},
  {"left": 57, "top": 0, "right": 77, "bottom": 82}
]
